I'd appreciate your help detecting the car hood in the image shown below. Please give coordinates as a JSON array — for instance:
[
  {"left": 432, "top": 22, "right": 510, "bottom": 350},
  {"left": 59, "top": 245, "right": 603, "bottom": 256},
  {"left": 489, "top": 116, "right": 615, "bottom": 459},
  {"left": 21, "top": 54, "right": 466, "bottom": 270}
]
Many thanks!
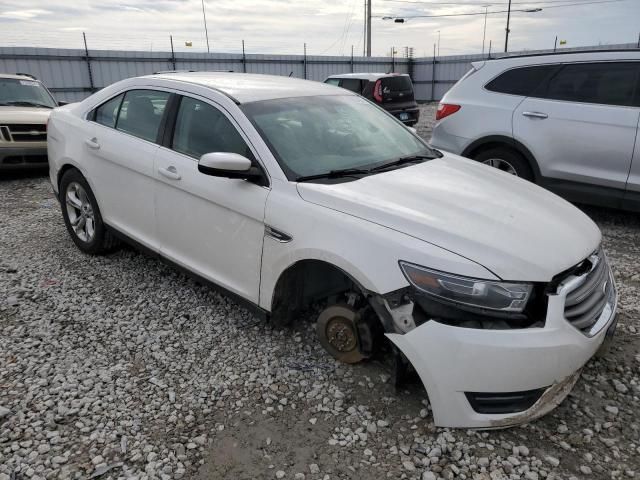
[
  {"left": 0, "top": 106, "right": 52, "bottom": 123},
  {"left": 296, "top": 155, "right": 601, "bottom": 282}
]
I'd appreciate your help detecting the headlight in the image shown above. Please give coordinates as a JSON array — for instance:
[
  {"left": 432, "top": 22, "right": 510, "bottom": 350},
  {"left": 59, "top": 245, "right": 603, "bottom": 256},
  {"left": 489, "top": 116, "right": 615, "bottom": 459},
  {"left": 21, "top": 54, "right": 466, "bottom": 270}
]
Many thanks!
[{"left": 399, "top": 262, "right": 532, "bottom": 312}]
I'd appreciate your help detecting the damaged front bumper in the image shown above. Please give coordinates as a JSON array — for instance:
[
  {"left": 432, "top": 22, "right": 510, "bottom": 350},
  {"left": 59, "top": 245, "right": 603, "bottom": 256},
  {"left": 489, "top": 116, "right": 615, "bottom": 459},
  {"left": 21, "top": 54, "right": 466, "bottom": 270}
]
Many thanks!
[{"left": 383, "top": 270, "right": 617, "bottom": 429}]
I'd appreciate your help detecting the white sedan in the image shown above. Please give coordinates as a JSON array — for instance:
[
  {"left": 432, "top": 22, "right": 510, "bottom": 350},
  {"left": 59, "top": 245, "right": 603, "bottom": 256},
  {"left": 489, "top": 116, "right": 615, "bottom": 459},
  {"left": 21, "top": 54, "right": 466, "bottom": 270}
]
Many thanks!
[{"left": 47, "top": 72, "right": 617, "bottom": 428}]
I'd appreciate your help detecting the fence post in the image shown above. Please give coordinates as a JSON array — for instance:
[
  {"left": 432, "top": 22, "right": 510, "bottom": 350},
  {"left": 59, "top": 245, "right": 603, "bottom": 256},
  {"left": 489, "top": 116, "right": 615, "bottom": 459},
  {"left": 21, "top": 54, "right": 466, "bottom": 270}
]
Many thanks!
[
  {"left": 242, "top": 40, "right": 247, "bottom": 73},
  {"left": 351, "top": 45, "right": 354, "bottom": 73},
  {"left": 82, "top": 32, "right": 95, "bottom": 92},
  {"left": 391, "top": 47, "right": 395, "bottom": 73},
  {"left": 430, "top": 43, "right": 436, "bottom": 102},
  {"left": 303, "top": 43, "right": 307, "bottom": 79},
  {"left": 170, "top": 35, "right": 176, "bottom": 70}
]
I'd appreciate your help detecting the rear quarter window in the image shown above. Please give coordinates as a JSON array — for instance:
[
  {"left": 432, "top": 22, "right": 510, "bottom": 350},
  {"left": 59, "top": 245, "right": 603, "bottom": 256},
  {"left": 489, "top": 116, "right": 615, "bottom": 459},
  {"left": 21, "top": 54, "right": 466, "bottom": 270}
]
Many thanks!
[
  {"left": 485, "top": 65, "right": 559, "bottom": 96},
  {"left": 340, "top": 79, "right": 363, "bottom": 93}
]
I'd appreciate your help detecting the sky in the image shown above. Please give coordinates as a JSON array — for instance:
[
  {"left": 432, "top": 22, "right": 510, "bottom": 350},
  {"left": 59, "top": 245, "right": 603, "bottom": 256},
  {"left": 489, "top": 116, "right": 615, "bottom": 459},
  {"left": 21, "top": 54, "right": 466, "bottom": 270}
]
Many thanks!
[{"left": 0, "top": 0, "right": 638, "bottom": 58}]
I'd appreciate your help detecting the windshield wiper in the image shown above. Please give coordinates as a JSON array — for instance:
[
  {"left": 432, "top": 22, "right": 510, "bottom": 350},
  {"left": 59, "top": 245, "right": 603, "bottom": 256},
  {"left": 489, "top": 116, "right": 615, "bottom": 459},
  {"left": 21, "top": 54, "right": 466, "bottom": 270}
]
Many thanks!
[
  {"left": 2, "top": 101, "right": 53, "bottom": 109},
  {"left": 370, "top": 153, "right": 435, "bottom": 172},
  {"left": 296, "top": 167, "right": 372, "bottom": 182}
]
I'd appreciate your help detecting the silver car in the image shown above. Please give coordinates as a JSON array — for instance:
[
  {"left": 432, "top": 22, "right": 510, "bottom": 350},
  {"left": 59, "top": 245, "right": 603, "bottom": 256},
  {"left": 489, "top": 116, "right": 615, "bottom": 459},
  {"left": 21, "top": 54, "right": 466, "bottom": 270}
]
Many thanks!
[{"left": 430, "top": 50, "right": 640, "bottom": 212}]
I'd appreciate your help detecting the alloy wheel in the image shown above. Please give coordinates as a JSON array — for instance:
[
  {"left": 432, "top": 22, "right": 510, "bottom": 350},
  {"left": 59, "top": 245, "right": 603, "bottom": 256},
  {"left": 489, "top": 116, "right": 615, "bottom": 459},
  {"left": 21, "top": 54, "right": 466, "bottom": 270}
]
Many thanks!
[
  {"left": 482, "top": 158, "right": 518, "bottom": 176},
  {"left": 65, "top": 182, "right": 96, "bottom": 242}
]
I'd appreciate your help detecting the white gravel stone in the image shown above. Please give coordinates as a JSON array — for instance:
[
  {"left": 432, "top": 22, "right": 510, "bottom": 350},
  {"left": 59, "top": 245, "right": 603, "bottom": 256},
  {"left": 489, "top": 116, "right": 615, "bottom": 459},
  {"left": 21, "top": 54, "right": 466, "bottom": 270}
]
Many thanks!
[
  {"left": 545, "top": 456, "right": 560, "bottom": 467},
  {"left": 309, "top": 464, "right": 320, "bottom": 474},
  {"left": 402, "top": 461, "right": 416, "bottom": 471}
]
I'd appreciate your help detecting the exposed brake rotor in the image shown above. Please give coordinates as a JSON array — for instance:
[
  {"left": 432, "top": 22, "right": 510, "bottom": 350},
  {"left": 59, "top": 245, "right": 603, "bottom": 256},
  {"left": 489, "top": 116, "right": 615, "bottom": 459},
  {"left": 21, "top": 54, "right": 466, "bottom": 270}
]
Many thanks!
[{"left": 316, "top": 304, "right": 366, "bottom": 364}]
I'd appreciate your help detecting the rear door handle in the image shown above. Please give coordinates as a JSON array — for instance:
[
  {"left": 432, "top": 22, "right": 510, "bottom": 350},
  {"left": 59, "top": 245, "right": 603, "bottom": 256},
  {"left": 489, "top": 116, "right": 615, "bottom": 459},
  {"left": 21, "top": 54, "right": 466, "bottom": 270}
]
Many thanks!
[
  {"left": 522, "top": 111, "right": 548, "bottom": 119},
  {"left": 85, "top": 137, "right": 100, "bottom": 149},
  {"left": 158, "top": 166, "right": 181, "bottom": 180}
]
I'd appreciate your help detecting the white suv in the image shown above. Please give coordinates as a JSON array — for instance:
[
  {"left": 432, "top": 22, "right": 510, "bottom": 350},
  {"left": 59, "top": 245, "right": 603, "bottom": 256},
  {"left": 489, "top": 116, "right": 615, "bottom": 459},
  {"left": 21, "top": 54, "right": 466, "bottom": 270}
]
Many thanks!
[
  {"left": 48, "top": 72, "right": 616, "bottom": 428},
  {"left": 430, "top": 50, "right": 640, "bottom": 212}
]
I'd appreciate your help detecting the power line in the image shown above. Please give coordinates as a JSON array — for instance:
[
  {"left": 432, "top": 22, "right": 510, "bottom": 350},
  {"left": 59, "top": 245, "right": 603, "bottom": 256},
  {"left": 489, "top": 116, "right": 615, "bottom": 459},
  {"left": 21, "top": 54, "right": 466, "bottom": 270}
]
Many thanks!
[
  {"left": 379, "top": 0, "right": 595, "bottom": 4},
  {"left": 375, "top": 0, "right": 626, "bottom": 17}
]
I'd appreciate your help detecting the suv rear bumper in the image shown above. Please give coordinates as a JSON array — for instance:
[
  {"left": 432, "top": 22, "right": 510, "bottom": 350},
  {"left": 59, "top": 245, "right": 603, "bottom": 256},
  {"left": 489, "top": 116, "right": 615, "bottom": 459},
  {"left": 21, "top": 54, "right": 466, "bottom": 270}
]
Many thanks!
[
  {"left": 386, "top": 267, "right": 617, "bottom": 428},
  {"left": 0, "top": 146, "right": 48, "bottom": 170},
  {"left": 430, "top": 126, "right": 470, "bottom": 154}
]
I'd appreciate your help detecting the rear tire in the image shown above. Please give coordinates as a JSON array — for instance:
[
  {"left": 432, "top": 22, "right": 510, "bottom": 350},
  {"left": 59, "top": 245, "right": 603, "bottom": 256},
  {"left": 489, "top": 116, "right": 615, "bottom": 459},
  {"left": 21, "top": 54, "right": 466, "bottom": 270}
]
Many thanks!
[
  {"left": 59, "top": 169, "right": 119, "bottom": 255},
  {"left": 473, "top": 147, "right": 534, "bottom": 181}
]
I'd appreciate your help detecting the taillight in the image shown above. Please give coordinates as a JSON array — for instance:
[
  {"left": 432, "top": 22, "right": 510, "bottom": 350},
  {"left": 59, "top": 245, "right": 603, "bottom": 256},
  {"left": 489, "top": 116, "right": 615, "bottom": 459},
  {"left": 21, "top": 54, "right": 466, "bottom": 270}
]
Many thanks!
[
  {"left": 436, "top": 103, "right": 461, "bottom": 121},
  {"left": 373, "top": 79, "right": 383, "bottom": 102}
]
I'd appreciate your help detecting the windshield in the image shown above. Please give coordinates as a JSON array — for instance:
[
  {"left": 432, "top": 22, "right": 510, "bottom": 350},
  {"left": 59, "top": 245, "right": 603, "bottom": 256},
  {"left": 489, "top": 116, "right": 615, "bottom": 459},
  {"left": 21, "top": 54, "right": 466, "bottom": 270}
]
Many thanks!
[
  {"left": 0, "top": 78, "right": 57, "bottom": 108},
  {"left": 241, "top": 95, "right": 432, "bottom": 180}
]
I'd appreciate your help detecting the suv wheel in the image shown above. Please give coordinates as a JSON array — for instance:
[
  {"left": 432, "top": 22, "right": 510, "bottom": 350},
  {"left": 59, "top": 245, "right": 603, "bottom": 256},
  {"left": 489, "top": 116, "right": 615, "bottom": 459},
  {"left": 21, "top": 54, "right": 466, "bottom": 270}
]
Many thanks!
[
  {"left": 473, "top": 147, "right": 534, "bottom": 181},
  {"left": 60, "top": 169, "right": 119, "bottom": 254}
]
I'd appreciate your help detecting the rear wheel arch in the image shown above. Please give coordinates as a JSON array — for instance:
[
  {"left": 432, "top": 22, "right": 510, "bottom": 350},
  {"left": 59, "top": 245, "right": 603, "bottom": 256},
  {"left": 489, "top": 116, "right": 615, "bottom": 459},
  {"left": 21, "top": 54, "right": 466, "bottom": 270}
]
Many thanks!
[
  {"left": 462, "top": 136, "right": 542, "bottom": 183},
  {"left": 57, "top": 164, "right": 80, "bottom": 195}
]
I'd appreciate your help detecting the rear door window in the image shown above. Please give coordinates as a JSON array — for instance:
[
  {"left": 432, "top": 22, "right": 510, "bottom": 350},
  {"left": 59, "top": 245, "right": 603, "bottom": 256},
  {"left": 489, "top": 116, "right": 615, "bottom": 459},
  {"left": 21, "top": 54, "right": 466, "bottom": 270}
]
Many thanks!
[
  {"left": 544, "top": 62, "right": 640, "bottom": 107},
  {"left": 485, "top": 65, "right": 560, "bottom": 96},
  {"left": 115, "top": 89, "right": 170, "bottom": 143},
  {"left": 340, "top": 79, "right": 363, "bottom": 93}
]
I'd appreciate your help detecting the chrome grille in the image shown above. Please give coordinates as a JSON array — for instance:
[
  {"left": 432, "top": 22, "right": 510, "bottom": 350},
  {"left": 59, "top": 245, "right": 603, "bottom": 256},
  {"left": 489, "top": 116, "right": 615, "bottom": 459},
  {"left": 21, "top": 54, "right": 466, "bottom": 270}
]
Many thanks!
[
  {"left": 0, "top": 124, "right": 47, "bottom": 142},
  {"left": 561, "top": 249, "right": 613, "bottom": 335}
]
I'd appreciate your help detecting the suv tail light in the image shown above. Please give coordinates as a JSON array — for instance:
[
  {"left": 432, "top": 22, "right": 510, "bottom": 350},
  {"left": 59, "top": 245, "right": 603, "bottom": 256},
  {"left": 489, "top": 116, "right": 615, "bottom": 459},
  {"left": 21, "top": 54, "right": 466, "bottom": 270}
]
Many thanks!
[
  {"left": 373, "top": 79, "right": 383, "bottom": 102},
  {"left": 436, "top": 103, "right": 461, "bottom": 121}
]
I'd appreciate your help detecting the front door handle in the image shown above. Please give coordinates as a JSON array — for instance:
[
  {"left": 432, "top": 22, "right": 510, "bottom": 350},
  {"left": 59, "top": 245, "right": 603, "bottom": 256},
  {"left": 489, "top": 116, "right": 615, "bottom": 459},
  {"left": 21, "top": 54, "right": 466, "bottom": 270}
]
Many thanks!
[
  {"left": 85, "top": 137, "right": 100, "bottom": 149},
  {"left": 158, "top": 166, "right": 181, "bottom": 180},
  {"left": 522, "top": 111, "right": 548, "bottom": 119}
]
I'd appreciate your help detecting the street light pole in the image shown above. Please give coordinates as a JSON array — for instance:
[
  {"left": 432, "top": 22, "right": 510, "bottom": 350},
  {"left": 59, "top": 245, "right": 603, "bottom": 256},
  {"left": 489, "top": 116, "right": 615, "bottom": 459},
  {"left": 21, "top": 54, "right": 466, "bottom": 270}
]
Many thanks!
[
  {"left": 201, "top": 0, "right": 210, "bottom": 53},
  {"left": 482, "top": 5, "right": 488, "bottom": 55},
  {"left": 504, "top": 0, "right": 512, "bottom": 52},
  {"left": 366, "top": 0, "right": 372, "bottom": 56}
]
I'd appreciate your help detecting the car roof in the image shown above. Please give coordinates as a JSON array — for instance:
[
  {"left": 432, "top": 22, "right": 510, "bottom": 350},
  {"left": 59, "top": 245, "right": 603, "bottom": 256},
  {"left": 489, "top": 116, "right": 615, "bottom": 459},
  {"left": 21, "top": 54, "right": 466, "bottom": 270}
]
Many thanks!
[
  {"left": 0, "top": 73, "right": 39, "bottom": 80},
  {"left": 326, "top": 72, "right": 409, "bottom": 81},
  {"left": 146, "top": 72, "right": 354, "bottom": 104},
  {"left": 478, "top": 49, "right": 640, "bottom": 69}
]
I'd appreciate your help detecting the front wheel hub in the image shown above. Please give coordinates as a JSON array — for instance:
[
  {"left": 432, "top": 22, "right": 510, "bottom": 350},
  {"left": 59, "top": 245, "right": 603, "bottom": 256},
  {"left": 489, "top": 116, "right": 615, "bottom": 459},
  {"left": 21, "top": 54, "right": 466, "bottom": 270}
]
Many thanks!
[{"left": 316, "top": 304, "right": 365, "bottom": 364}]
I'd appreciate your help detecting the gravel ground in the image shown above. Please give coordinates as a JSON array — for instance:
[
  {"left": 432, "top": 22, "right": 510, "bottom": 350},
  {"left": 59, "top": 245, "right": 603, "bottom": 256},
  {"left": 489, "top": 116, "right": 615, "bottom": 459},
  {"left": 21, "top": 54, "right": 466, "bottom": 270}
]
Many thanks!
[{"left": 1, "top": 103, "right": 640, "bottom": 480}]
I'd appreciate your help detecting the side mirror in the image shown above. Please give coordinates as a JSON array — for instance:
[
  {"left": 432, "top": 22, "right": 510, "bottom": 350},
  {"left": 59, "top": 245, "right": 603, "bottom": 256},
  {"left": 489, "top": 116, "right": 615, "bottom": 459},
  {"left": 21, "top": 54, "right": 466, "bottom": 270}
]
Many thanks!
[
  {"left": 57, "top": 101, "right": 68, "bottom": 106},
  {"left": 198, "top": 152, "right": 263, "bottom": 180}
]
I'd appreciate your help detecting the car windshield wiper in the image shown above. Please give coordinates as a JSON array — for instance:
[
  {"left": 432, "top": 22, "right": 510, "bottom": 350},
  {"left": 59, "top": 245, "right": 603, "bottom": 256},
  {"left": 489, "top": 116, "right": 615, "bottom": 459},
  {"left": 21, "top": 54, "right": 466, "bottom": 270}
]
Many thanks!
[
  {"left": 370, "top": 153, "right": 435, "bottom": 172},
  {"left": 296, "top": 167, "right": 372, "bottom": 182},
  {"left": 2, "top": 101, "right": 53, "bottom": 109}
]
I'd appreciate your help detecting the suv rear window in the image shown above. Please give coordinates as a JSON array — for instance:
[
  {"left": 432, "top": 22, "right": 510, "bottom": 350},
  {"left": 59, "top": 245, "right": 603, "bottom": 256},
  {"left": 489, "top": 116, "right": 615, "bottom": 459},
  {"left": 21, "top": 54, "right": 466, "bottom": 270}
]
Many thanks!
[
  {"left": 381, "top": 76, "right": 413, "bottom": 92},
  {"left": 485, "top": 65, "right": 559, "bottom": 96}
]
